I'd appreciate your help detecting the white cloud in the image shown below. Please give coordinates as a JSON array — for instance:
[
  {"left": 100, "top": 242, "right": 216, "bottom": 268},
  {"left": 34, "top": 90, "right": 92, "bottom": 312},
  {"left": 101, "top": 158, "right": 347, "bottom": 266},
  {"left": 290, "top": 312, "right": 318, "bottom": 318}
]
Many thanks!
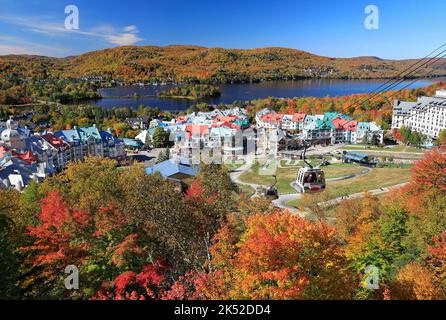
[
  {"left": 0, "top": 15, "right": 144, "bottom": 47},
  {"left": 0, "top": 45, "right": 39, "bottom": 55},
  {"left": 0, "top": 35, "right": 69, "bottom": 57},
  {"left": 105, "top": 33, "right": 143, "bottom": 46},
  {"left": 123, "top": 25, "right": 138, "bottom": 33}
]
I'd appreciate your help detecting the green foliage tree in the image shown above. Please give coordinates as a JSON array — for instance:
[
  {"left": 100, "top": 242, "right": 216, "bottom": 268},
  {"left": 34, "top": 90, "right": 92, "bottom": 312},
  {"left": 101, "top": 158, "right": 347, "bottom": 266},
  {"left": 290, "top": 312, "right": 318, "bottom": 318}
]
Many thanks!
[
  {"left": 152, "top": 127, "right": 171, "bottom": 148},
  {"left": 371, "top": 134, "right": 379, "bottom": 146},
  {"left": 0, "top": 209, "right": 21, "bottom": 299},
  {"left": 156, "top": 148, "right": 170, "bottom": 163},
  {"left": 437, "top": 130, "right": 446, "bottom": 146},
  {"left": 398, "top": 126, "right": 425, "bottom": 148}
]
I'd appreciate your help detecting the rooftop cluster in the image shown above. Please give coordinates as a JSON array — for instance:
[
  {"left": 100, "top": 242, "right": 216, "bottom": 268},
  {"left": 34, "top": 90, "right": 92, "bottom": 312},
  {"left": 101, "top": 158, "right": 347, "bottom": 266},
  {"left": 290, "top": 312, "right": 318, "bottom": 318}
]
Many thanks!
[{"left": 0, "top": 119, "right": 125, "bottom": 190}]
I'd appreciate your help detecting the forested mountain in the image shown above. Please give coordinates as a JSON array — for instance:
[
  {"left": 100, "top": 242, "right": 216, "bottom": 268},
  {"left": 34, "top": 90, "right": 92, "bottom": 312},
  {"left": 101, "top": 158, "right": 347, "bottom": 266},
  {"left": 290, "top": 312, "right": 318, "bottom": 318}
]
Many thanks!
[{"left": 2, "top": 45, "right": 446, "bottom": 84}]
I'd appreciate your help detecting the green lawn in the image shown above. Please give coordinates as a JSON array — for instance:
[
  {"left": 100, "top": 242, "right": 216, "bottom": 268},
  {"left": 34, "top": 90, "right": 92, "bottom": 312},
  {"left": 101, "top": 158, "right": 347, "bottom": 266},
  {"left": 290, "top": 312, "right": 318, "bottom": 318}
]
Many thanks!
[
  {"left": 224, "top": 160, "right": 246, "bottom": 171},
  {"left": 239, "top": 166, "right": 295, "bottom": 193},
  {"left": 340, "top": 144, "right": 425, "bottom": 154},
  {"left": 239, "top": 163, "right": 368, "bottom": 194},
  {"left": 287, "top": 166, "right": 413, "bottom": 208},
  {"left": 323, "top": 163, "right": 366, "bottom": 179}
]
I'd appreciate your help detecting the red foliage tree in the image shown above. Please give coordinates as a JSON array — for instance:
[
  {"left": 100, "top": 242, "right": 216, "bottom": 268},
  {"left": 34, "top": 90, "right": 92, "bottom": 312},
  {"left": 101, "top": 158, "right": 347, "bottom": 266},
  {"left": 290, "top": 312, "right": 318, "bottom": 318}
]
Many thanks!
[
  {"left": 408, "top": 149, "right": 446, "bottom": 195},
  {"left": 20, "top": 192, "right": 151, "bottom": 298},
  {"left": 427, "top": 233, "right": 446, "bottom": 284},
  {"left": 23, "top": 192, "right": 91, "bottom": 270},
  {"left": 161, "top": 272, "right": 208, "bottom": 300},
  {"left": 92, "top": 258, "right": 168, "bottom": 300}
]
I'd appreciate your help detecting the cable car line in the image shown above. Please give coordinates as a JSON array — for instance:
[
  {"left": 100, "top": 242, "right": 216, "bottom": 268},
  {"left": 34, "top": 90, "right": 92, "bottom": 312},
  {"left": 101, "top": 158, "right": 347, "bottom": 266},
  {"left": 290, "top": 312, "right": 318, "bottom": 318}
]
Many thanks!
[
  {"left": 339, "top": 51, "right": 446, "bottom": 130},
  {"left": 345, "top": 42, "right": 446, "bottom": 113}
]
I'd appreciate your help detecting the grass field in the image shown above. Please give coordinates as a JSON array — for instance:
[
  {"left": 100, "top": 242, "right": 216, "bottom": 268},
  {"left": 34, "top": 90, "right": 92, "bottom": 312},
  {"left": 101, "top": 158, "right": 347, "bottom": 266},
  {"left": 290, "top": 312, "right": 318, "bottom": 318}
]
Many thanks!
[
  {"left": 224, "top": 160, "right": 246, "bottom": 171},
  {"left": 287, "top": 166, "right": 413, "bottom": 208},
  {"left": 239, "top": 163, "right": 368, "bottom": 194},
  {"left": 340, "top": 144, "right": 425, "bottom": 154}
]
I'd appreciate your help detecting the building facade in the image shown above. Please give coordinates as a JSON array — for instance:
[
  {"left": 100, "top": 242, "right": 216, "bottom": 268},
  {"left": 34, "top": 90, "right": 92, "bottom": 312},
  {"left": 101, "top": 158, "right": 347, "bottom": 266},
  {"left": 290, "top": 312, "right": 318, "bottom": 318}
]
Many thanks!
[
  {"left": 392, "top": 90, "right": 446, "bottom": 139},
  {"left": 0, "top": 121, "right": 126, "bottom": 191}
]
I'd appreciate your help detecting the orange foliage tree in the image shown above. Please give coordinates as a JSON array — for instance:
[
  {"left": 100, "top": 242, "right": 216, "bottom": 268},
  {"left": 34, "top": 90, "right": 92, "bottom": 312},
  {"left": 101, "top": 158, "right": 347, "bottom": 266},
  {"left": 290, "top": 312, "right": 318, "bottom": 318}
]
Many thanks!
[
  {"left": 199, "top": 212, "right": 356, "bottom": 300},
  {"left": 389, "top": 263, "right": 444, "bottom": 300}
]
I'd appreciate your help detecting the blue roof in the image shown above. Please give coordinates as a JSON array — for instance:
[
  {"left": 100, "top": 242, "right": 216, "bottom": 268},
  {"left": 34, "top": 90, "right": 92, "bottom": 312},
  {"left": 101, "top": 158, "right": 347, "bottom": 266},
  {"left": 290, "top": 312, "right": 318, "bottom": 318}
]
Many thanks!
[
  {"left": 358, "top": 122, "right": 371, "bottom": 131},
  {"left": 316, "top": 119, "right": 335, "bottom": 129},
  {"left": 345, "top": 152, "right": 369, "bottom": 161},
  {"left": 145, "top": 160, "right": 199, "bottom": 179},
  {"left": 54, "top": 129, "right": 80, "bottom": 143},
  {"left": 24, "top": 136, "right": 48, "bottom": 156},
  {"left": 0, "top": 158, "right": 34, "bottom": 186},
  {"left": 122, "top": 138, "right": 143, "bottom": 148},
  {"left": 54, "top": 127, "right": 123, "bottom": 146},
  {"left": 305, "top": 115, "right": 318, "bottom": 123},
  {"left": 77, "top": 127, "right": 102, "bottom": 142}
]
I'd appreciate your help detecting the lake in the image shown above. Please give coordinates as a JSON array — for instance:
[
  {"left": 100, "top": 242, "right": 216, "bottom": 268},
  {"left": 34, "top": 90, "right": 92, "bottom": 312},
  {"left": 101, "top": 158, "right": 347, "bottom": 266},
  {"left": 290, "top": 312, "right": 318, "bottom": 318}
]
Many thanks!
[{"left": 93, "top": 78, "right": 440, "bottom": 111}]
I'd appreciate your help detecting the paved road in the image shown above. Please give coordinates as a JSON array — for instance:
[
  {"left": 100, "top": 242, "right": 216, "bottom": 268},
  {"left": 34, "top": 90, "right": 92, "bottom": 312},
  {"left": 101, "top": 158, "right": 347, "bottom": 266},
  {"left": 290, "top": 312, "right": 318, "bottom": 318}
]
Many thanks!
[
  {"left": 128, "top": 148, "right": 164, "bottom": 164},
  {"left": 272, "top": 193, "right": 307, "bottom": 217},
  {"left": 229, "top": 161, "right": 263, "bottom": 193}
]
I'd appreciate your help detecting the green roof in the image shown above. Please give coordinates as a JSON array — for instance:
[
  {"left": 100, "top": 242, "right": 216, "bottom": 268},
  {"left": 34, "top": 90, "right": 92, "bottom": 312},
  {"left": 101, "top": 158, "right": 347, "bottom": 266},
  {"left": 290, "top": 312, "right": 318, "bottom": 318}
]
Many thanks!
[{"left": 316, "top": 119, "right": 335, "bottom": 129}]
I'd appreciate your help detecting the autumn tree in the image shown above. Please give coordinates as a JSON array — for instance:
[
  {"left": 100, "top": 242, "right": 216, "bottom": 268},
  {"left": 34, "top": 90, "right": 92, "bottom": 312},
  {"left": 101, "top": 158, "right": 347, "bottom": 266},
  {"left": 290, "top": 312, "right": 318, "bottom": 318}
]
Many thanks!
[
  {"left": 117, "top": 166, "right": 210, "bottom": 274},
  {"left": 20, "top": 192, "right": 158, "bottom": 299},
  {"left": 436, "top": 130, "right": 446, "bottom": 146},
  {"left": 200, "top": 212, "right": 356, "bottom": 300},
  {"left": 403, "top": 150, "right": 446, "bottom": 255},
  {"left": 38, "top": 157, "right": 122, "bottom": 213},
  {"left": 152, "top": 127, "right": 171, "bottom": 148},
  {"left": 0, "top": 209, "right": 21, "bottom": 299},
  {"left": 335, "top": 191, "right": 382, "bottom": 240},
  {"left": 335, "top": 191, "right": 413, "bottom": 299},
  {"left": 389, "top": 263, "right": 444, "bottom": 300},
  {"left": 426, "top": 233, "right": 446, "bottom": 286},
  {"left": 92, "top": 258, "right": 168, "bottom": 300}
]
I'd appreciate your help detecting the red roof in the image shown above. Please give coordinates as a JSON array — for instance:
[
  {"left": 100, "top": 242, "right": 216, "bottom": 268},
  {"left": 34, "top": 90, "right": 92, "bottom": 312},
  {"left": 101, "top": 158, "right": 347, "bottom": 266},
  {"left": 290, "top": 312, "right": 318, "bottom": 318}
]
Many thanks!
[
  {"left": 42, "top": 133, "right": 70, "bottom": 149},
  {"left": 0, "top": 145, "right": 37, "bottom": 164},
  {"left": 0, "top": 146, "right": 11, "bottom": 158},
  {"left": 13, "top": 150, "right": 37, "bottom": 164},
  {"left": 185, "top": 125, "right": 209, "bottom": 138},
  {"left": 291, "top": 113, "right": 306, "bottom": 122},
  {"left": 176, "top": 116, "right": 188, "bottom": 123},
  {"left": 212, "top": 121, "right": 233, "bottom": 128},
  {"left": 260, "top": 113, "right": 283, "bottom": 123},
  {"left": 215, "top": 115, "right": 239, "bottom": 123},
  {"left": 331, "top": 117, "right": 358, "bottom": 131}
]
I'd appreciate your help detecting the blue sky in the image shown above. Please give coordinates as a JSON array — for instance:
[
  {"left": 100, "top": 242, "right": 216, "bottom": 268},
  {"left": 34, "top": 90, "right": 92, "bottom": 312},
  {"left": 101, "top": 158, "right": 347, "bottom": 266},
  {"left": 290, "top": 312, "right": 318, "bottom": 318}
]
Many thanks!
[{"left": 0, "top": 0, "right": 444, "bottom": 59}]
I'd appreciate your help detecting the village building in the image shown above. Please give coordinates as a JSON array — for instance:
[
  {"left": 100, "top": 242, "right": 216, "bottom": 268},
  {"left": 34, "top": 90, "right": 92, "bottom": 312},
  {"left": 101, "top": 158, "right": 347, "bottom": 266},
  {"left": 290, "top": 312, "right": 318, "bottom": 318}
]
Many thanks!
[
  {"left": 0, "top": 121, "right": 127, "bottom": 191},
  {"left": 392, "top": 90, "right": 446, "bottom": 139}
]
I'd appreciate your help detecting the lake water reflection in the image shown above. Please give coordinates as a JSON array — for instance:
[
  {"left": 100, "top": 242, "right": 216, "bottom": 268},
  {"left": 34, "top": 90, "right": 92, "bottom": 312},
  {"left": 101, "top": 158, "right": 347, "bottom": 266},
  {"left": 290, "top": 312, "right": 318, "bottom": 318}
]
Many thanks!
[{"left": 93, "top": 78, "right": 441, "bottom": 111}]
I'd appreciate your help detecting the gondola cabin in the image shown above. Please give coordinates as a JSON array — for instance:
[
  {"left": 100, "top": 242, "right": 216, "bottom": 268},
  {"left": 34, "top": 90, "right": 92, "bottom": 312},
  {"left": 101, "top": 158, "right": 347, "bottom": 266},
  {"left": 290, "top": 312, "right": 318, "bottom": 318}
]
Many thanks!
[{"left": 296, "top": 167, "right": 326, "bottom": 193}]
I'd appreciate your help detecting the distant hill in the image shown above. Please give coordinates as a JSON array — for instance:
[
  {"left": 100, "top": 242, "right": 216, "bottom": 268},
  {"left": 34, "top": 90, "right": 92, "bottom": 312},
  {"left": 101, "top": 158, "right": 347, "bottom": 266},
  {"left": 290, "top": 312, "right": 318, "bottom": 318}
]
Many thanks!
[{"left": 2, "top": 45, "right": 446, "bottom": 84}]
